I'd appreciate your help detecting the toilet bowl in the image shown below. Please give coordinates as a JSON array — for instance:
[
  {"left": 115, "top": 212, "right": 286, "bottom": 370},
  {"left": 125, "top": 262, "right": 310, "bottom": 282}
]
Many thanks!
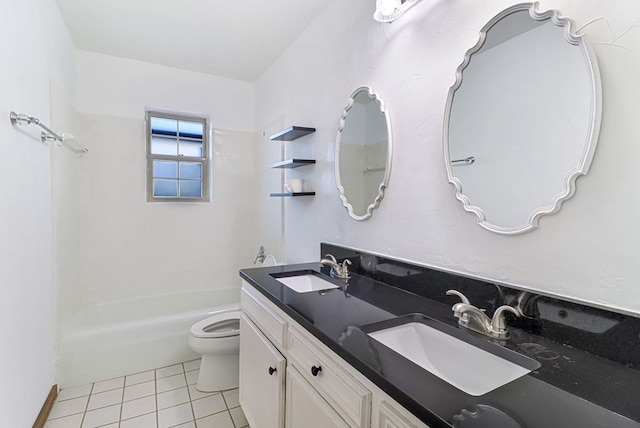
[{"left": 188, "top": 304, "right": 241, "bottom": 392}]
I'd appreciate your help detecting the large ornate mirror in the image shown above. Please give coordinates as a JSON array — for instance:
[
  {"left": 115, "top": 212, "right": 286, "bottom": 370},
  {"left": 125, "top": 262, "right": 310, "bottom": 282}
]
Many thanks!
[
  {"left": 336, "top": 86, "right": 392, "bottom": 220},
  {"left": 443, "top": 3, "right": 601, "bottom": 234}
]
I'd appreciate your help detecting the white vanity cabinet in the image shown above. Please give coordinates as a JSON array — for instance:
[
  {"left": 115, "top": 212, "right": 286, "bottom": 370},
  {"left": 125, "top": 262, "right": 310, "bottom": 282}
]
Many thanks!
[{"left": 240, "top": 281, "right": 430, "bottom": 428}]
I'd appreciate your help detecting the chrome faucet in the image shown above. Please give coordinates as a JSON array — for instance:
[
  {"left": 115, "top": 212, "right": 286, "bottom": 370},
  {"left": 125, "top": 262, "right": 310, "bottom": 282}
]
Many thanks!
[
  {"left": 446, "top": 289, "right": 519, "bottom": 340},
  {"left": 319, "top": 254, "right": 352, "bottom": 279}
]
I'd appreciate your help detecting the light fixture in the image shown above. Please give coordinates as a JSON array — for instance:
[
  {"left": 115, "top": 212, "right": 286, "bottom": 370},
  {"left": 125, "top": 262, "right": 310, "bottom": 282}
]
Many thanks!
[{"left": 373, "top": 0, "right": 421, "bottom": 23}]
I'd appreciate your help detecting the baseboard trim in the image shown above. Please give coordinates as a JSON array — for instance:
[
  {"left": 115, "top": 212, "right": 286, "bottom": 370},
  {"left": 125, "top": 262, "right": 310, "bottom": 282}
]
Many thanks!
[{"left": 32, "top": 384, "right": 58, "bottom": 428}]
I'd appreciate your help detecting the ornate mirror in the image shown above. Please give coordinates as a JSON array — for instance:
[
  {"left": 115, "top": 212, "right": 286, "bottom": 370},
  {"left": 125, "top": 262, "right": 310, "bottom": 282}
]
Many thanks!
[
  {"left": 443, "top": 3, "right": 601, "bottom": 234},
  {"left": 336, "top": 86, "right": 392, "bottom": 220}
]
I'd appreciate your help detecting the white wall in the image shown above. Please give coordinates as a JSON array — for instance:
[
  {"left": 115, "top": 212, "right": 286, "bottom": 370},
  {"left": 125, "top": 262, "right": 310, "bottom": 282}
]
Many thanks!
[
  {"left": 255, "top": 0, "right": 640, "bottom": 315},
  {"left": 60, "top": 51, "right": 260, "bottom": 313},
  {"left": 75, "top": 51, "right": 255, "bottom": 131},
  {"left": 0, "top": 0, "right": 76, "bottom": 425}
]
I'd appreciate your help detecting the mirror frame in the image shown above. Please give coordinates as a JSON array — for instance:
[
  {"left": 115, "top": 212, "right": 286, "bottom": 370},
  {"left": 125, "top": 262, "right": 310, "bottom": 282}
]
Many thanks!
[
  {"left": 335, "top": 86, "right": 392, "bottom": 221},
  {"left": 442, "top": 2, "right": 602, "bottom": 235}
]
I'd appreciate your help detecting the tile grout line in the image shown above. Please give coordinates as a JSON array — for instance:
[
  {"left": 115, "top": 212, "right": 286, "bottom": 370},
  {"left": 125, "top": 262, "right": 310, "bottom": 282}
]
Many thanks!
[
  {"left": 79, "top": 382, "right": 94, "bottom": 428},
  {"left": 118, "top": 380, "right": 124, "bottom": 428},
  {"left": 182, "top": 362, "right": 198, "bottom": 427},
  {"left": 221, "top": 391, "right": 239, "bottom": 428},
  {"left": 155, "top": 367, "right": 160, "bottom": 428}
]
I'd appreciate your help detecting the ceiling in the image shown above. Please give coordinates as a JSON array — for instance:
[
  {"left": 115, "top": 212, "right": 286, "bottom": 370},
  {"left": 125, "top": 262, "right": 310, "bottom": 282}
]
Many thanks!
[{"left": 55, "top": 0, "right": 329, "bottom": 82}]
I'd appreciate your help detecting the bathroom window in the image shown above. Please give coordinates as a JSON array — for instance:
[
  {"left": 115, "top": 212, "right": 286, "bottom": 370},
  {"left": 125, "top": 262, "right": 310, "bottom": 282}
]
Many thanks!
[{"left": 146, "top": 111, "right": 209, "bottom": 202}]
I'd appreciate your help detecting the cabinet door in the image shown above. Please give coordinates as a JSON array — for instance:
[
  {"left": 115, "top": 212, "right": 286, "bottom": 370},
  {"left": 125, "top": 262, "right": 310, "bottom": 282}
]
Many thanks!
[
  {"left": 286, "top": 366, "right": 351, "bottom": 428},
  {"left": 239, "top": 313, "right": 286, "bottom": 428}
]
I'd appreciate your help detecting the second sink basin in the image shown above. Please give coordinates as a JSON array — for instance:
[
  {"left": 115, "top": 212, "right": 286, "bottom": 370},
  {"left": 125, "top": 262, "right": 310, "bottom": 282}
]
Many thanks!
[
  {"left": 270, "top": 270, "right": 340, "bottom": 293},
  {"left": 365, "top": 314, "right": 540, "bottom": 396}
]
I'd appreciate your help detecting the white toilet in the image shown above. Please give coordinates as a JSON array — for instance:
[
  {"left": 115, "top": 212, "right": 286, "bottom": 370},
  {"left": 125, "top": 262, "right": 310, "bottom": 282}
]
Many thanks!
[{"left": 188, "top": 304, "right": 241, "bottom": 392}]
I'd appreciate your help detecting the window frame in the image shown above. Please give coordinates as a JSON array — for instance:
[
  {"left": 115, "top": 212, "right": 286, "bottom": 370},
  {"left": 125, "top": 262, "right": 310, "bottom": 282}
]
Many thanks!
[{"left": 145, "top": 110, "right": 210, "bottom": 202}]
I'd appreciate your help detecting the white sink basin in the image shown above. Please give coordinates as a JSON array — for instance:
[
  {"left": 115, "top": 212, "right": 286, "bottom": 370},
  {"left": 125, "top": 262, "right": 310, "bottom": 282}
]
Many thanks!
[
  {"left": 368, "top": 319, "right": 537, "bottom": 396},
  {"left": 273, "top": 273, "right": 339, "bottom": 293}
]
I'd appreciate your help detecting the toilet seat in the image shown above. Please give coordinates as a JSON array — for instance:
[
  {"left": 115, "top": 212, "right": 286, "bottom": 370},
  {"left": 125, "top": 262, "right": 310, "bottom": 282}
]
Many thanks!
[{"left": 190, "top": 307, "right": 240, "bottom": 339}]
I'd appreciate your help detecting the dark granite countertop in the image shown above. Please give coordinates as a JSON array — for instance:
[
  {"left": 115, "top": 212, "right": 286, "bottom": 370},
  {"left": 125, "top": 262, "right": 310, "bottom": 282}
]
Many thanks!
[{"left": 239, "top": 261, "right": 640, "bottom": 428}]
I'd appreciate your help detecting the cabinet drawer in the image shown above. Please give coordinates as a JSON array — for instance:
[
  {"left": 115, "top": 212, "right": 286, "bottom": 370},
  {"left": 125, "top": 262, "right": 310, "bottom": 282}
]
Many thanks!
[
  {"left": 241, "top": 283, "right": 287, "bottom": 348},
  {"left": 288, "top": 326, "right": 371, "bottom": 428}
]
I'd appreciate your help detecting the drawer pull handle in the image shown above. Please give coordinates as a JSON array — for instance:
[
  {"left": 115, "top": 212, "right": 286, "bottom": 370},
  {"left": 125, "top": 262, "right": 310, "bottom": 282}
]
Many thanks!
[
  {"left": 268, "top": 367, "right": 277, "bottom": 376},
  {"left": 311, "top": 365, "right": 322, "bottom": 377}
]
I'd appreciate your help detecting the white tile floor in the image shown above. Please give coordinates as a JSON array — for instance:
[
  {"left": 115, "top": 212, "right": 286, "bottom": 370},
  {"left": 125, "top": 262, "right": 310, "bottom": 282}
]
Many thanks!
[{"left": 45, "top": 360, "right": 249, "bottom": 428}]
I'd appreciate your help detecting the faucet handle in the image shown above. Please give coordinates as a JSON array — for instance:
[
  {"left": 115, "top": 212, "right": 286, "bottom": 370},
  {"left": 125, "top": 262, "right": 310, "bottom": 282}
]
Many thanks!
[
  {"left": 446, "top": 289, "right": 471, "bottom": 305},
  {"left": 340, "top": 259, "right": 352, "bottom": 278},
  {"left": 490, "top": 305, "right": 519, "bottom": 336},
  {"left": 254, "top": 245, "right": 266, "bottom": 264}
]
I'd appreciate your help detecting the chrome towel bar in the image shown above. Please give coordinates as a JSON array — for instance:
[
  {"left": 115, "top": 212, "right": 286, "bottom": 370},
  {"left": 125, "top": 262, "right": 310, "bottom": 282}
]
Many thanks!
[{"left": 10, "top": 111, "right": 88, "bottom": 153}]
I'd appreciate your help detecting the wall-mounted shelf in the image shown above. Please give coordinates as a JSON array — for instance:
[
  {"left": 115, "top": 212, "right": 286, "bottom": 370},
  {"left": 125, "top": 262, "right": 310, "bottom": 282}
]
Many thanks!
[
  {"left": 269, "top": 125, "right": 316, "bottom": 198},
  {"left": 270, "top": 192, "right": 316, "bottom": 198},
  {"left": 269, "top": 126, "right": 316, "bottom": 141},
  {"left": 270, "top": 159, "right": 316, "bottom": 169}
]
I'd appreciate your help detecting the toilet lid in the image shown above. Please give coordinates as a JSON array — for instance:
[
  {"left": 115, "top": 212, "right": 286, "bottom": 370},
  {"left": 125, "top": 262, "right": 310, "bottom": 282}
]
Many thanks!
[{"left": 191, "top": 310, "right": 241, "bottom": 338}]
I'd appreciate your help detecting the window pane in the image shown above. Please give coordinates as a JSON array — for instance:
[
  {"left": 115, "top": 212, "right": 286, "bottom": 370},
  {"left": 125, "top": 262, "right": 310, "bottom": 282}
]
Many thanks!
[
  {"left": 179, "top": 121, "right": 203, "bottom": 139},
  {"left": 153, "top": 179, "right": 178, "bottom": 197},
  {"left": 151, "top": 117, "right": 177, "bottom": 136},
  {"left": 154, "top": 161, "right": 178, "bottom": 178},
  {"left": 179, "top": 162, "right": 202, "bottom": 179},
  {"left": 147, "top": 112, "right": 208, "bottom": 201},
  {"left": 180, "top": 180, "right": 202, "bottom": 198},
  {"left": 179, "top": 140, "right": 203, "bottom": 157},
  {"left": 151, "top": 136, "right": 178, "bottom": 155}
]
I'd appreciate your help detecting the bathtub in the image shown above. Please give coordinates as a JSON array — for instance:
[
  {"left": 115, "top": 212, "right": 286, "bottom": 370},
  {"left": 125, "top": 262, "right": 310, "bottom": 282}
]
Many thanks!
[{"left": 58, "top": 287, "right": 240, "bottom": 387}]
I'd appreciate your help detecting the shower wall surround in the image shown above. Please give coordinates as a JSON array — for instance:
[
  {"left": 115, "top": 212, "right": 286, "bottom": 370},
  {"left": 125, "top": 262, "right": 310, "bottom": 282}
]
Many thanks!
[
  {"left": 255, "top": 0, "right": 640, "bottom": 315},
  {"left": 65, "top": 115, "right": 257, "bottom": 306},
  {"left": 70, "top": 52, "right": 261, "bottom": 308}
]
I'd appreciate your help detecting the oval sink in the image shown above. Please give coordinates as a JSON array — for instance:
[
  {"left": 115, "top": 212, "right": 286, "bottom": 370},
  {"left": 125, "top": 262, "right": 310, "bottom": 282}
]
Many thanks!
[{"left": 366, "top": 314, "right": 540, "bottom": 396}]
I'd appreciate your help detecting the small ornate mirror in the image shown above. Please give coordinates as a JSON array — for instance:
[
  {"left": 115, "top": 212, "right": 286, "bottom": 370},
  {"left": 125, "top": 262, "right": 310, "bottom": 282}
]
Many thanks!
[
  {"left": 443, "top": 2, "right": 601, "bottom": 234},
  {"left": 336, "top": 86, "right": 392, "bottom": 220}
]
